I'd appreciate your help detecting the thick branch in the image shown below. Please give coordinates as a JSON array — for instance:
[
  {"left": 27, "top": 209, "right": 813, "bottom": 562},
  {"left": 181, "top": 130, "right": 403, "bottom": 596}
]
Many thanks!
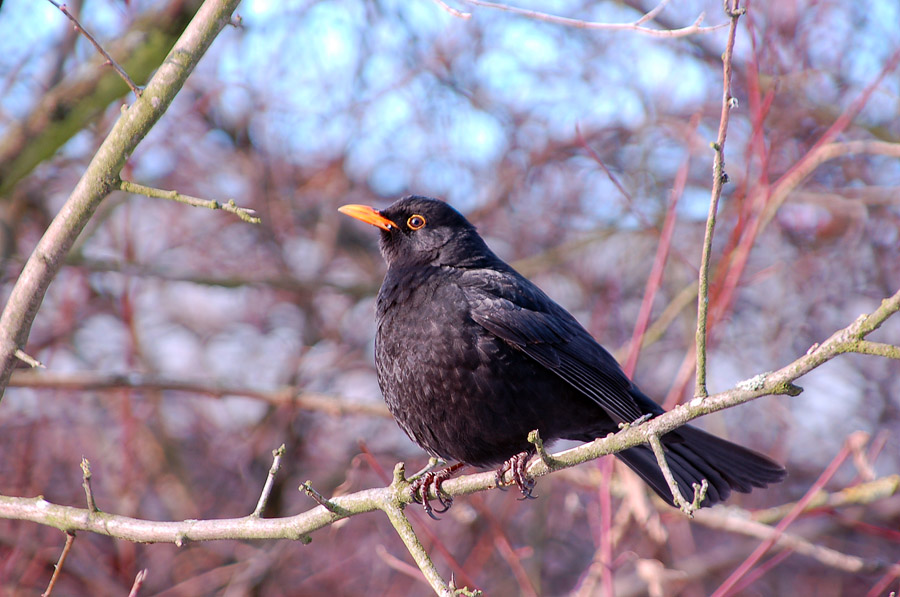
[
  {"left": 0, "top": 1, "right": 202, "bottom": 196},
  {"left": 0, "top": 0, "right": 242, "bottom": 402}
]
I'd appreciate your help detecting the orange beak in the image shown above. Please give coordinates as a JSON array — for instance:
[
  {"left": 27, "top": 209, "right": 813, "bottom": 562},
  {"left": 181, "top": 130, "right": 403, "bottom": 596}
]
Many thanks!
[{"left": 338, "top": 204, "right": 397, "bottom": 232}]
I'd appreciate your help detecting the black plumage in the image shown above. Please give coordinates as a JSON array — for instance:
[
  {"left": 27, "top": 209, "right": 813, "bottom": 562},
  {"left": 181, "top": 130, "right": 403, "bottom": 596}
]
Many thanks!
[{"left": 339, "top": 196, "right": 785, "bottom": 509}]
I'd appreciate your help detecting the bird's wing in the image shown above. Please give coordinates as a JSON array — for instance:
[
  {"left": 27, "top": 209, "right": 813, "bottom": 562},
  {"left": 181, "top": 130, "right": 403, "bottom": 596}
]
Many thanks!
[{"left": 466, "top": 280, "right": 644, "bottom": 424}]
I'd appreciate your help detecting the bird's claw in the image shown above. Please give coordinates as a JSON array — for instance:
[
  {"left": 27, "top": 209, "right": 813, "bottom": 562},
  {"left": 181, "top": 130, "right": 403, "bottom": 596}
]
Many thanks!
[
  {"left": 410, "top": 464, "right": 462, "bottom": 519},
  {"left": 495, "top": 452, "right": 537, "bottom": 500}
]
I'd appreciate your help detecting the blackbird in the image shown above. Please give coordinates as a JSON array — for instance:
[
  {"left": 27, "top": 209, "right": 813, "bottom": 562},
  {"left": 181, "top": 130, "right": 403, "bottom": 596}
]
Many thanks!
[{"left": 339, "top": 196, "right": 785, "bottom": 514}]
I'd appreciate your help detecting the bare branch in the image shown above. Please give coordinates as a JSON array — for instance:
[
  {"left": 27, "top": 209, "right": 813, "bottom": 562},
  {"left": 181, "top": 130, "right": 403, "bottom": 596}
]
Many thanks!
[
  {"left": 752, "top": 475, "right": 900, "bottom": 525},
  {"left": 695, "top": 0, "right": 744, "bottom": 398},
  {"left": 1, "top": 286, "right": 896, "bottom": 543},
  {"left": 461, "top": 0, "right": 725, "bottom": 38},
  {"left": 648, "top": 434, "right": 706, "bottom": 517},
  {"left": 81, "top": 458, "right": 98, "bottom": 513},
  {"left": 850, "top": 340, "right": 900, "bottom": 360},
  {"left": 711, "top": 434, "right": 858, "bottom": 596},
  {"left": 118, "top": 179, "right": 261, "bottom": 224},
  {"left": 127, "top": 570, "right": 148, "bottom": 597},
  {"left": 252, "top": 445, "right": 286, "bottom": 517},
  {"left": 0, "top": 282, "right": 896, "bottom": 595},
  {"left": 381, "top": 498, "right": 463, "bottom": 597},
  {"left": 41, "top": 532, "right": 75, "bottom": 597},
  {"left": 8, "top": 370, "right": 392, "bottom": 418},
  {"left": 14, "top": 349, "right": 44, "bottom": 368},
  {"left": 431, "top": 0, "right": 471, "bottom": 19},
  {"left": 46, "top": 0, "right": 143, "bottom": 97}
]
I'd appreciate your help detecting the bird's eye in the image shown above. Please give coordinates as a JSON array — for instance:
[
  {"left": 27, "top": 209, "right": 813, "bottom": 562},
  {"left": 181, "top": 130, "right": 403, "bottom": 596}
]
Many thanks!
[{"left": 407, "top": 214, "right": 426, "bottom": 230}]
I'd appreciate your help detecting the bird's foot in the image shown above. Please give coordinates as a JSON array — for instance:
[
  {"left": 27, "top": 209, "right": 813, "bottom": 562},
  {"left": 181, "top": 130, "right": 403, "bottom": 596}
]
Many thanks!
[
  {"left": 495, "top": 452, "right": 536, "bottom": 500},
  {"left": 410, "top": 462, "right": 464, "bottom": 520}
]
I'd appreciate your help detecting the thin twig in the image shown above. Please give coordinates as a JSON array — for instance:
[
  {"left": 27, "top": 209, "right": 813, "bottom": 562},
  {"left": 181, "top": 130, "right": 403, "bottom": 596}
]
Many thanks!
[
  {"left": 127, "top": 570, "right": 148, "bottom": 597},
  {"left": 9, "top": 370, "right": 391, "bottom": 418},
  {"left": 695, "top": 0, "right": 744, "bottom": 399},
  {"left": 252, "top": 445, "right": 285, "bottom": 517},
  {"left": 14, "top": 349, "right": 45, "bottom": 368},
  {"left": 431, "top": 0, "right": 471, "bottom": 19},
  {"left": 527, "top": 429, "right": 555, "bottom": 467},
  {"left": 118, "top": 179, "right": 261, "bottom": 224},
  {"left": 81, "top": 457, "right": 98, "bottom": 513},
  {"left": 41, "top": 532, "right": 75, "bottom": 597},
  {"left": 301, "top": 481, "right": 341, "bottom": 513},
  {"left": 710, "top": 52, "right": 900, "bottom": 334},
  {"left": 46, "top": 0, "right": 143, "bottom": 97},
  {"left": 647, "top": 434, "right": 705, "bottom": 516},
  {"left": 462, "top": 0, "right": 725, "bottom": 38}
]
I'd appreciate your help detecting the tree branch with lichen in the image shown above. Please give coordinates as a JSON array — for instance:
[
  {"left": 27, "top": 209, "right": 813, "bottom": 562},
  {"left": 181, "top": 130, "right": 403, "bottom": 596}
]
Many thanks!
[{"left": 1, "top": 286, "right": 897, "bottom": 595}]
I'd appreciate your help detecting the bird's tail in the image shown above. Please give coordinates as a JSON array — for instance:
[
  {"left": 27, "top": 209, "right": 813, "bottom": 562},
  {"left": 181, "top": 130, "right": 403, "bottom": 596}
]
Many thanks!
[{"left": 616, "top": 425, "right": 786, "bottom": 507}]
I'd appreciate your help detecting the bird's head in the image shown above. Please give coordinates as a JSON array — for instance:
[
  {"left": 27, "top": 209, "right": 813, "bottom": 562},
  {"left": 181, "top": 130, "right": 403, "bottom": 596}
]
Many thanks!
[{"left": 339, "top": 196, "right": 497, "bottom": 269}]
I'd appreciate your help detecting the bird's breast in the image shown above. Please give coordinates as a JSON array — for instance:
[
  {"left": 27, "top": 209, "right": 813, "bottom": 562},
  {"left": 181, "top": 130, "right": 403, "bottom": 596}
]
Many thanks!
[{"left": 372, "top": 266, "right": 591, "bottom": 465}]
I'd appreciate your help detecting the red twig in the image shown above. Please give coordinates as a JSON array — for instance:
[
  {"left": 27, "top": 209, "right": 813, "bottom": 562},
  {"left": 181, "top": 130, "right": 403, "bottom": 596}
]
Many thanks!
[
  {"left": 623, "top": 113, "right": 699, "bottom": 377},
  {"left": 127, "top": 569, "right": 148, "bottom": 597},
  {"left": 710, "top": 46, "right": 900, "bottom": 329},
  {"left": 41, "top": 532, "right": 75, "bottom": 597},
  {"left": 712, "top": 437, "right": 855, "bottom": 596},
  {"left": 866, "top": 556, "right": 900, "bottom": 597},
  {"left": 726, "top": 548, "right": 793, "bottom": 596}
]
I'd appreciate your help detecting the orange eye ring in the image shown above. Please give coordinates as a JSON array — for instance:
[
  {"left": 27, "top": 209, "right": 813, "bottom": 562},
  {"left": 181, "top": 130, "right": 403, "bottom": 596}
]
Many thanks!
[{"left": 407, "top": 214, "right": 426, "bottom": 230}]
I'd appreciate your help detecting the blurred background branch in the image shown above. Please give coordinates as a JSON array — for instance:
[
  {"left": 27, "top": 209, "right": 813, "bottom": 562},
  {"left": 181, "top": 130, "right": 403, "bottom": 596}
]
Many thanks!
[{"left": 1, "top": 0, "right": 899, "bottom": 594}]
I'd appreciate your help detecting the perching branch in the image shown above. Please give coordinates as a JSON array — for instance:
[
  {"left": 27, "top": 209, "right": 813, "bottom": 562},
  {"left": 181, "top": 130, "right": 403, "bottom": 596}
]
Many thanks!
[{"left": 1, "top": 287, "right": 897, "bottom": 595}]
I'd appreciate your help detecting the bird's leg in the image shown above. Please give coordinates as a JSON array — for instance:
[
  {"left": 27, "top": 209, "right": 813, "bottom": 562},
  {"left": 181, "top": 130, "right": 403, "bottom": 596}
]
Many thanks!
[
  {"left": 495, "top": 451, "right": 536, "bottom": 500},
  {"left": 410, "top": 462, "right": 465, "bottom": 519}
]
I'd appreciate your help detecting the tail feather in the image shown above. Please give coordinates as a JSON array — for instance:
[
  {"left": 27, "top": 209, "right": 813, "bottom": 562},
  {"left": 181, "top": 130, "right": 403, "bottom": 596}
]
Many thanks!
[{"left": 616, "top": 425, "right": 785, "bottom": 508}]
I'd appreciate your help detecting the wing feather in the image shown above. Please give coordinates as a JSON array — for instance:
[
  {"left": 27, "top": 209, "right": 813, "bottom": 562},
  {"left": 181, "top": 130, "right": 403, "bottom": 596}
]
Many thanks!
[{"left": 467, "top": 287, "right": 643, "bottom": 424}]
